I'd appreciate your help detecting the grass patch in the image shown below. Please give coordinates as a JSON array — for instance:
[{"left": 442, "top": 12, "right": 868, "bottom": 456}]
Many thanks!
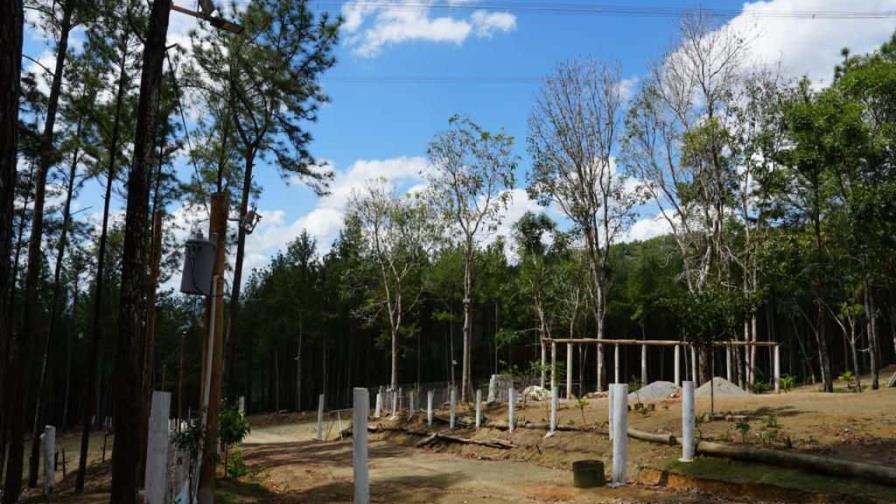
[
  {"left": 215, "top": 477, "right": 277, "bottom": 503},
  {"left": 664, "top": 457, "right": 896, "bottom": 502}
]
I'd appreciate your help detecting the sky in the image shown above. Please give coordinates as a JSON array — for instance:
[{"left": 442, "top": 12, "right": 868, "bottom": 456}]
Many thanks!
[{"left": 21, "top": 0, "right": 896, "bottom": 285}]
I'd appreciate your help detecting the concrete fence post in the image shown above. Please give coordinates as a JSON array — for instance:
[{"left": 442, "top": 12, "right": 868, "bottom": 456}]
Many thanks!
[
  {"left": 550, "top": 342, "right": 557, "bottom": 393},
  {"left": 316, "top": 394, "right": 325, "bottom": 441},
  {"left": 774, "top": 345, "right": 781, "bottom": 394},
  {"left": 409, "top": 390, "right": 415, "bottom": 417},
  {"left": 427, "top": 390, "right": 434, "bottom": 427},
  {"left": 681, "top": 381, "right": 695, "bottom": 462},
  {"left": 449, "top": 387, "right": 456, "bottom": 429},
  {"left": 352, "top": 388, "right": 369, "bottom": 504},
  {"left": 607, "top": 386, "right": 614, "bottom": 440},
  {"left": 726, "top": 345, "right": 733, "bottom": 382},
  {"left": 674, "top": 345, "right": 680, "bottom": 386},
  {"left": 42, "top": 425, "right": 56, "bottom": 496},
  {"left": 641, "top": 344, "right": 647, "bottom": 386},
  {"left": 614, "top": 345, "right": 620, "bottom": 384},
  {"left": 238, "top": 396, "right": 246, "bottom": 416},
  {"left": 690, "top": 346, "right": 698, "bottom": 385},
  {"left": 549, "top": 386, "right": 558, "bottom": 434},
  {"left": 374, "top": 392, "right": 382, "bottom": 419},
  {"left": 475, "top": 389, "right": 482, "bottom": 429},
  {"left": 566, "top": 343, "right": 573, "bottom": 399},
  {"left": 611, "top": 383, "right": 628, "bottom": 485},
  {"left": 540, "top": 343, "right": 546, "bottom": 389},
  {"left": 508, "top": 388, "right": 515, "bottom": 433},
  {"left": 144, "top": 391, "right": 171, "bottom": 504}
]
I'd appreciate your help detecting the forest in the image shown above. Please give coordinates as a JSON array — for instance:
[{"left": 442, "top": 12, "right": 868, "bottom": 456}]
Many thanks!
[{"left": 1, "top": 0, "right": 895, "bottom": 503}]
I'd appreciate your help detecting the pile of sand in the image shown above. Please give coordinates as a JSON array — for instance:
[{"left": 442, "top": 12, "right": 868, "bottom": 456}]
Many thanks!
[
  {"left": 628, "top": 381, "right": 679, "bottom": 402},
  {"left": 696, "top": 377, "right": 747, "bottom": 397}
]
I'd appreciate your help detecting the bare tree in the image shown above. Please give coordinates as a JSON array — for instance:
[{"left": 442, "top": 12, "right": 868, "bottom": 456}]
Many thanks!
[
  {"left": 426, "top": 115, "right": 517, "bottom": 401},
  {"left": 348, "top": 180, "right": 435, "bottom": 391},
  {"left": 528, "top": 59, "right": 636, "bottom": 391}
]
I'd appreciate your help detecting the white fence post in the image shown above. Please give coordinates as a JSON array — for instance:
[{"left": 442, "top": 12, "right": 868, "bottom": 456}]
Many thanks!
[
  {"left": 614, "top": 345, "right": 620, "bottom": 384},
  {"left": 690, "top": 346, "right": 698, "bottom": 385},
  {"left": 475, "top": 389, "right": 482, "bottom": 429},
  {"left": 316, "top": 393, "right": 325, "bottom": 441},
  {"left": 726, "top": 345, "right": 733, "bottom": 382},
  {"left": 352, "top": 388, "right": 369, "bottom": 504},
  {"left": 681, "top": 381, "right": 695, "bottom": 462},
  {"left": 566, "top": 343, "right": 573, "bottom": 399},
  {"left": 374, "top": 392, "right": 382, "bottom": 419},
  {"left": 508, "top": 388, "right": 515, "bottom": 433},
  {"left": 42, "top": 425, "right": 56, "bottom": 496},
  {"left": 549, "top": 386, "right": 558, "bottom": 434},
  {"left": 674, "top": 344, "right": 680, "bottom": 386},
  {"left": 449, "top": 387, "right": 456, "bottom": 429},
  {"left": 774, "top": 345, "right": 781, "bottom": 394},
  {"left": 607, "top": 385, "right": 614, "bottom": 440},
  {"left": 641, "top": 344, "right": 647, "bottom": 386},
  {"left": 144, "top": 391, "right": 171, "bottom": 504},
  {"left": 427, "top": 390, "right": 434, "bottom": 427},
  {"left": 611, "top": 383, "right": 628, "bottom": 485}
]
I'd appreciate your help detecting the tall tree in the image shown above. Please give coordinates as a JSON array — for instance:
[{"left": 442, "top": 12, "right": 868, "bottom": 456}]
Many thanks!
[
  {"left": 528, "top": 59, "right": 635, "bottom": 391},
  {"left": 426, "top": 115, "right": 517, "bottom": 401}
]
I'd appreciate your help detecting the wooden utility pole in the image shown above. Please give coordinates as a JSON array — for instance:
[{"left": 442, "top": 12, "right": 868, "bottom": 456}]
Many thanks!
[
  {"left": 138, "top": 210, "right": 163, "bottom": 485},
  {"left": 198, "top": 192, "right": 227, "bottom": 504}
]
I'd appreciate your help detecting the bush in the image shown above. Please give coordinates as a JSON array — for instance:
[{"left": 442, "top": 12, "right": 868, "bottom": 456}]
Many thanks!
[
  {"left": 220, "top": 401, "right": 251, "bottom": 475},
  {"left": 226, "top": 450, "right": 250, "bottom": 479},
  {"left": 779, "top": 375, "right": 796, "bottom": 393}
]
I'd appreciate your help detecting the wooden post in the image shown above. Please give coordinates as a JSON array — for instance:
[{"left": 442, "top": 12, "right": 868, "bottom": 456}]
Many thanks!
[
  {"left": 449, "top": 387, "right": 456, "bottom": 429},
  {"left": 352, "top": 388, "right": 369, "bottom": 504},
  {"left": 144, "top": 391, "right": 171, "bottom": 504},
  {"left": 774, "top": 345, "right": 781, "bottom": 394},
  {"left": 566, "top": 343, "right": 573, "bottom": 399},
  {"left": 316, "top": 393, "right": 325, "bottom": 441},
  {"left": 427, "top": 390, "right": 434, "bottom": 427},
  {"left": 611, "top": 384, "right": 628, "bottom": 485},
  {"left": 198, "top": 192, "right": 227, "bottom": 504},
  {"left": 680, "top": 381, "right": 695, "bottom": 462},
  {"left": 674, "top": 345, "right": 680, "bottom": 387},
  {"left": 508, "top": 388, "right": 515, "bottom": 433},
  {"left": 43, "top": 426, "right": 56, "bottom": 496},
  {"left": 640, "top": 344, "right": 647, "bottom": 386}
]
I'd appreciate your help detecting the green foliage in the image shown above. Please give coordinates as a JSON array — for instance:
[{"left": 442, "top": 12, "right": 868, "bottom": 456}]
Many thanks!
[
  {"left": 735, "top": 421, "right": 751, "bottom": 443},
  {"left": 225, "top": 450, "right": 250, "bottom": 480},
  {"left": 779, "top": 375, "right": 796, "bottom": 393},
  {"left": 220, "top": 401, "right": 251, "bottom": 449}
]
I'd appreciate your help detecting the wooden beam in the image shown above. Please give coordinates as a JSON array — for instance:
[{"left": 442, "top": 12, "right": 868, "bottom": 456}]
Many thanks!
[{"left": 543, "top": 338, "right": 779, "bottom": 348}]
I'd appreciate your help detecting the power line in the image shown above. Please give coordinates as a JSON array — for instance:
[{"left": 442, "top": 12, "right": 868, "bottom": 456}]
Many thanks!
[
  {"left": 326, "top": 75, "right": 542, "bottom": 84},
  {"left": 318, "top": 1, "right": 896, "bottom": 19}
]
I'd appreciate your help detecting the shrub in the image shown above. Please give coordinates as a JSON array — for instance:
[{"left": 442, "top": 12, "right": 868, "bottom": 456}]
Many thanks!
[
  {"left": 735, "top": 421, "right": 751, "bottom": 443},
  {"left": 226, "top": 450, "right": 250, "bottom": 479}
]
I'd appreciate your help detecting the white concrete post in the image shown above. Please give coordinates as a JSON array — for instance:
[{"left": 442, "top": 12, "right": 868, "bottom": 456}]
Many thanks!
[
  {"left": 475, "top": 389, "right": 482, "bottom": 429},
  {"left": 690, "top": 346, "right": 698, "bottom": 385},
  {"left": 427, "top": 390, "right": 434, "bottom": 426},
  {"left": 316, "top": 393, "right": 325, "bottom": 441},
  {"left": 640, "top": 344, "right": 647, "bottom": 386},
  {"left": 449, "top": 387, "right": 456, "bottom": 429},
  {"left": 374, "top": 392, "right": 382, "bottom": 419},
  {"left": 607, "top": 385, "right": 614, "bottom": 440},
  {"left": 508, "top": 388, "right": 515, "bottom": 433},
  {"left": 566, "top": 343, "right": 573, "bottom": 399},
  {"left": 597, "top": 344, "right": 604, "bottom": 392},
  {"left": 409, "top": 390, "right": 415, "bottom": 416},
  {"left": 549, "top": 386, "right": 558, "bottom": 434},
  {"left": 726, "top": 345, "right": 732, "bottom": 382},
  {"left": 144, "top": 391, "right": 171, "bottom": 504},
  {"left": 42, "top": 425, "right": 56, "bottom": 496},
  {"left": 550, "top": 342, "right": 557, "bottom": 393},
  {"left": 774, "top": 345, "right": 781, "bottom": 394},
  {"left": 238, "top": 396, "right": 246, "bottom": 416},
  {"left": 540, "top": 342, "right": 546, "bottom": 389},
  {"left": 674, "top": 345, "right": 680, "bottom": 386},
  {"left": 614, "top": 345, "right": 620, "bottom": 384},
  {"left": 611, "top": 383, "right": 628, "bottom": 485},
  {"left": 352, "top": 388, "right": 369, "bottom": 504},
  {"left": 681, "top": 381, "right": 695, "bottom": 462}
]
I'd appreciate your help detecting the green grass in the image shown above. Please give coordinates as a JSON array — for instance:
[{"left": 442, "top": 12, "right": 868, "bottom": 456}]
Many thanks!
[{"left": 664, "top": 458, "right": 896, "bottom": 502}]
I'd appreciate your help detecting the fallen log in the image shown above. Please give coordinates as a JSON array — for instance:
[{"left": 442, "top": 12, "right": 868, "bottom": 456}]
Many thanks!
[
  {"left": 627, "top": 428, "right": 676, "bottom": 445},
  {"left": 417, "top": 433, "right": 515, "bottom": 450}
]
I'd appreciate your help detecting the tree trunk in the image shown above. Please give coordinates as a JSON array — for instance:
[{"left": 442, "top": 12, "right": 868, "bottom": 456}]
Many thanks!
[
  {"left": 76, "top": 41, "right": 129, "bottom": 493},
  {"left": 296, "top": 316, "right": 302, "bottom": 411},
  {"left": 815, "top": 303, "right": 833, "bottom": 392},
  {"left": 0, "top": 1, "right": 23, "bottom": 494},
  {"left": 224, "top": 147, "right": 255, "bottom": 396},
  {"left": 110, "top": 0, "right": 170, "bottom": 500},
  {"left": 865, "top": 282, "right": 879, "bottom": 390},
  {"left": 462, "top": 249, "right": 474, "bottom": 402},
  {"left": 62, "top": 276, "right": 80, "bottom": 429},
  {"left": 28, "top": 113, "right": 82, "bottom": 485},
  {"left": 137, "top": 211, "right": 163, "bottom": 486}
]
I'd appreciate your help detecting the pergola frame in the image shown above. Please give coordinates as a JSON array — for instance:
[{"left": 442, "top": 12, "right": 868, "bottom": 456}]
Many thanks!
[{"left": 542, "top": 338, "right": 781, "bottom": 397}]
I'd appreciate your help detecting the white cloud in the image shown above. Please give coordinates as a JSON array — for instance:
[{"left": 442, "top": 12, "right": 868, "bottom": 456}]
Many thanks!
[
  {"left": 619, "top": 213, "right": 673, "bottom": 243},
  {"left": 725, "top": 0, "right": 896, "bottom": 85},
  {"left": 341, "top": 0, "right": 517, "bottom": 57}
]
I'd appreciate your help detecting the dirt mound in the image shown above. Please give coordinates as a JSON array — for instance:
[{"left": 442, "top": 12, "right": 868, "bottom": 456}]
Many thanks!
[
  {"left": 629, "top": 381, "right": 679, "bottom": 402},
  {"left": 696, "top": 377, "right": 747, "bottom": 397}
]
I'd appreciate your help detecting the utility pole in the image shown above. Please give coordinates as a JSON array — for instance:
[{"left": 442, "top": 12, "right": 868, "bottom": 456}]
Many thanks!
[{"left": 198, "top": 192, "right": 227, "bottom": 504}]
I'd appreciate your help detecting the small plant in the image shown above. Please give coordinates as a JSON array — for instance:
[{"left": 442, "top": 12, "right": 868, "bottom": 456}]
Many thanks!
[
  {"left": 695, "top": 413, "right": 708, "bottom": 439},
  {"left": 718, "top": 430, "right": 733, "bottom": 443},
  {"left": 735, "top": 421, "right": 751, "bottom": 443},
  {"left": 220, "top": 400, "right": 251, "bottom": 475},
  {"left": 765, "top": 415, "right": 780, "bottom": 430},
  {"left": 629, "top": 376, "right": 642, "bottom": 392},
  {"left": 225, "top": 449, "right": 250, "bottom": 479},
  {"left": 757, "top": 429, "right": 775, "bottom": 447},
  {"left": 576, "top": 397, "right": 589, "bottom": 426},
  {"left": 779, "top": 375, "right": 796, "bottom": 393},
  {"left": 752, "top": 381, "right": 771, "bottom": 394}
]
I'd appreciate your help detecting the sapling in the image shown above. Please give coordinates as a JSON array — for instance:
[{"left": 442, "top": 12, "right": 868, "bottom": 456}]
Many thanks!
[
  {"left": 576, "top": 398, "right": 589, "bottom": 426},
  {"left": 735, "top": 421, "right": 751, "bottom": 443}
]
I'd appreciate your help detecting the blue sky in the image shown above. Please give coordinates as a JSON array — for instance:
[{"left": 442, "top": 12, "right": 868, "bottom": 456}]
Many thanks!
[{"left": 21, "top": 0, "right": 896, "bottom": 281}]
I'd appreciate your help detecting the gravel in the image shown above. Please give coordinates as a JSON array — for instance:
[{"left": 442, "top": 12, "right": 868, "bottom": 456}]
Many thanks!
[
  {"left": 696, "top": 377, "right": 747, "bottom": 397},
  {"left": 628, "top": 381, "right": 679, "bottom": 402}
]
